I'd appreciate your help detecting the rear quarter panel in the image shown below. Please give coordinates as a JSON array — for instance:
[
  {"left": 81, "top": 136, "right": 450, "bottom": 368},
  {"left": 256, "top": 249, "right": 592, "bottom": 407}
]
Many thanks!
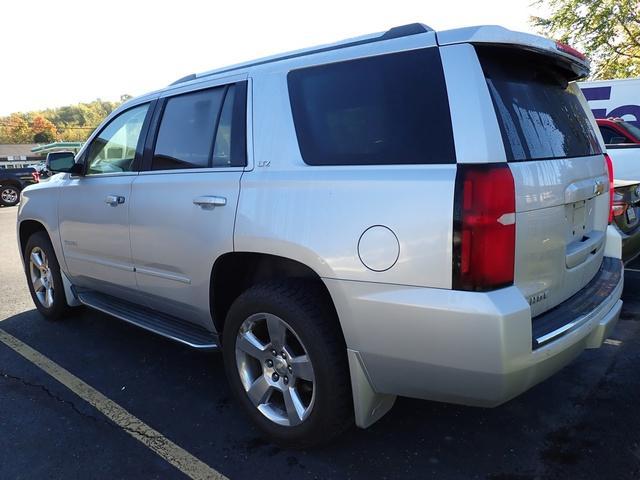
[{"left": 234, "top": 70, "right": 456, "bottom": 288}]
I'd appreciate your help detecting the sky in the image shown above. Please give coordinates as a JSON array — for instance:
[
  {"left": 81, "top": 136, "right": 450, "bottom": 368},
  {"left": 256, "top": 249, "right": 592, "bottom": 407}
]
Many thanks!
[{"left": 1, "top": 0, "right": 543, "bottom": 115}]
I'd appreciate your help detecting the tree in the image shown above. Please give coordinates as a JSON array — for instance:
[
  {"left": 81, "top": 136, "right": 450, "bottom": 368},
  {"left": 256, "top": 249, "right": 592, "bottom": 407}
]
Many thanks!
[
  {"left": 0, "top": 114, "right": 32, "bottom": 143},
  {"left": 531, "top": 0, "right": 640, "bottom": 79},
  {"left": 31, "top": 116, "right": 58, "bottom": 143},
  {"left": 0, "top": 96, "right": 127, "bottom": 144}
]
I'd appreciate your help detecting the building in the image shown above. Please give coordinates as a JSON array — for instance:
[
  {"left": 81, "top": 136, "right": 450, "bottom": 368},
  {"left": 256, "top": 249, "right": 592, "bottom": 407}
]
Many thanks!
[
  {"left": 0, "top": 142, "right": 84, "bottom": 169},
  {"left": 0, "top": 144, "right": 43, "bottom": 169}
]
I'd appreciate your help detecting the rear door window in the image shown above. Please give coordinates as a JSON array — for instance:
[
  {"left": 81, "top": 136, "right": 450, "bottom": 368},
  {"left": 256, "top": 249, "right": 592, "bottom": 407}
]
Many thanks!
[
  {"left": 152, "top": 83, "right": 247, "bottom": 170},
  {"left": 287, "top": 48, "right": 456, "bottom": 166},
  {"left": 153, "top": 88, "right": 225, "bottom": 170},
  {"left": 212, "top": 85, "right": 235, "bottom": 167},
  {"left": 476, "top": 46, "right": 602, "bottom": 162}
]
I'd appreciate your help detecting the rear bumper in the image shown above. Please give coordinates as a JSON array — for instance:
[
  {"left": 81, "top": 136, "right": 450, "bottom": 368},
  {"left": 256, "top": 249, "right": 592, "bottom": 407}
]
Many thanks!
[
  {"left": 325, "top": 257, "right": 623, "bottom": 410},
  {"left": 532, "top": 257, "right": 622, "bottom": 348}
]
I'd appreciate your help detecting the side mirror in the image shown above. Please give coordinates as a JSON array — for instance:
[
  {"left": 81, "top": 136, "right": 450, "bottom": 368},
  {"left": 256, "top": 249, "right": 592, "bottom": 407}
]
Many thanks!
[
  {"left": 609, "top": 136, "right": 627, "bottom": 145},
  {"left": 46, "top": 151, "right": 83, "bottom": 174}
]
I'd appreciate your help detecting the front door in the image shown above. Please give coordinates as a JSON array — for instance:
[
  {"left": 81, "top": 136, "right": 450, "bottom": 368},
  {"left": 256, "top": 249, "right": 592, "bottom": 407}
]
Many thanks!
[
  {"left": 129, "top": 81, "right": 247, "bottom": 330},
  {"left": 59, "top": 102, "right": 151, "bottom": 300}
]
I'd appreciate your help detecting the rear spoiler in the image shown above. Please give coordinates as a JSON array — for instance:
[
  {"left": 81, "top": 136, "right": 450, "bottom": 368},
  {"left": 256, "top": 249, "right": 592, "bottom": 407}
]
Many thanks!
[{"left": 436, "top": 25, "right": 590, "bottom": 80}]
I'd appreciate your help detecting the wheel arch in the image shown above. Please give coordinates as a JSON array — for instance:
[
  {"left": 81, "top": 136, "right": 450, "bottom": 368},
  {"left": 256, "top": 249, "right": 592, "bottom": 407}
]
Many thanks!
[
  {"left": 210, "top": 252, "right": 343, "bottom": 342},
  {"left": 0, "top": 179, "right": 22, "bottom": 189},
  {"left": 19, "top": 219, "right": 80, "bottom": 308},
  {"left": 18, "top": 219, "right": 48, "bottom": 257}
]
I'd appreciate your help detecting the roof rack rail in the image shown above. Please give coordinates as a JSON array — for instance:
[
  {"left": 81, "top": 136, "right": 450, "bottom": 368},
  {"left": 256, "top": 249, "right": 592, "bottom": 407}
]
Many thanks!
[
  {"left": 169, "top": 73, "right": 197, "bottom": 86},
  {"left": 168, "top": 23, "right": 433, "bottom": 86},
  {"left": 380, "top": 23, "right": 433, "bottom": 40}
]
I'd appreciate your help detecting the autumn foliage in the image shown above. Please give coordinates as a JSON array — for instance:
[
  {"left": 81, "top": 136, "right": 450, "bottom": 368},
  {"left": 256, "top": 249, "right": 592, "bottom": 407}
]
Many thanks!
[{"left": 0, "top": 95, "right": 132, "bottom": 144}]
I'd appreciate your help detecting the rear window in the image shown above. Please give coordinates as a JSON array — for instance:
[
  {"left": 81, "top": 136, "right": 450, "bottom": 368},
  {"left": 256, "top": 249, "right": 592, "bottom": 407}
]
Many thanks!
[
  {"left": 476, "top": 46, "right": 602, "bottom": 162},
  {"left": 287, "top": 48, "right": 456, "bottom": 166}
]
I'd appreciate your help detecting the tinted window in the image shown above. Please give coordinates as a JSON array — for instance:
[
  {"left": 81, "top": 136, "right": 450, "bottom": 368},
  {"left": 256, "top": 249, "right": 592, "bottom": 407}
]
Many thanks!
[
  {"left": 212, "top": 85, "right": 235, "bottom": 167},
  {"left": 287, "top": 48, "right": 456, "bottom": 166},
  {"left": 86, "top": 104, "right": 149, "bottom": 175},
  {"left": 153, "top": 88, "right": 225, "bottom": 170},
  {"left": 599, "top": 126, "right": 626, "bottom": 144},
  {"left": 477, "top": 47, "right": 602, "bottom": 161}
]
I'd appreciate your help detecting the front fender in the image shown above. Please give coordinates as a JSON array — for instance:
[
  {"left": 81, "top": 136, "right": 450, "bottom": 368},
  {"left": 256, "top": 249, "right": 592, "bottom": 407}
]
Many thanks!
[{"left": 17, "top": 174, "right": 67, "bottom": 273}]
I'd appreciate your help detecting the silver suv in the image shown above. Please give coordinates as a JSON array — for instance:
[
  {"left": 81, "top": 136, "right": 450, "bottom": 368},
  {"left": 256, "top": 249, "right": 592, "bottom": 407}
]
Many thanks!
[{"left": 17, "top": 23, "right": 623, "bottom": 447}]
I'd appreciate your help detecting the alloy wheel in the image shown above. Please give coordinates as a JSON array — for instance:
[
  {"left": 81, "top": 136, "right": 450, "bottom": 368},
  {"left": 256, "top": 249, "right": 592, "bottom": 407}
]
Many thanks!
[
  {"left": 235, "top": 313, "right": 315, "bottom": 427},
  {"left": 1, "top": 187, "right": 18, "bottom": 204},
  {"left": 29, "top": 247, "right": 54, "bottom": 308}
]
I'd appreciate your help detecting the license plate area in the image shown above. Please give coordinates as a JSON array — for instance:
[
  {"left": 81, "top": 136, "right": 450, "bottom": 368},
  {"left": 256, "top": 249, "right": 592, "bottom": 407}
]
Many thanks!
[
  {"left": 627, "top": 207, "right": 637, "bottom": 223},
  {"left": 564, "top": 198, "right": 600, "bottom": 269},
  {"left": 567, "top": 199, "right": 589, "bottom": 242}
]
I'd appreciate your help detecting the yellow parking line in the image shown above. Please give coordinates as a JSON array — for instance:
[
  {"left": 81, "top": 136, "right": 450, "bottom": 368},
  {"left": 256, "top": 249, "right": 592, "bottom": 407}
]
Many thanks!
[{"left": 0, "top": 328, "right": 228, "bottom": 480}]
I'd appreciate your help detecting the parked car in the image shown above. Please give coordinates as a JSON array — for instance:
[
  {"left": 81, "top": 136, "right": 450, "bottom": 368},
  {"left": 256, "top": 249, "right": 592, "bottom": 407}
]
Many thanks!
[
  {"left": 596, "top": 118, "right": 640, "bottom": 144},
  {"left": 589, "top": 118, "right": 640, "bottom": 184},
  {"left": 0, "top": 167, "right": 40, "bottom": 207},
  {"left": 17, "top": 23, "right": 623, "bottom": 447},
  {"left": 612, "top": 180, "right": 640, "bottom": 263}
]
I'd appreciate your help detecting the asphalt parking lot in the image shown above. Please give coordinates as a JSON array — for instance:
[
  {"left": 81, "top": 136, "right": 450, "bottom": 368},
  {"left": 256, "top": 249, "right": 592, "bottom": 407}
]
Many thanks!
[{"left": 1, "top": 204, "right": 640, "bottom": 480}]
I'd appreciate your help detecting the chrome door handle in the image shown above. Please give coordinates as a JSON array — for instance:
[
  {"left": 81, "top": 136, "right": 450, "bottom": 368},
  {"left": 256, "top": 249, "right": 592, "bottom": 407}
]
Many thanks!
[
  {"left": 193, "top": 195, "right": 227, "bottom": 209},
  {"left": 105, "top": 195, "right": 125, "bottom": 206}
]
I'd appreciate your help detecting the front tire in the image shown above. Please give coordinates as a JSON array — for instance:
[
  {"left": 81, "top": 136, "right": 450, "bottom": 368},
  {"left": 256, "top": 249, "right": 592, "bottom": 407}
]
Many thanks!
[
  {"left": 24, "top": 231, "right": 70, "bottom": 320},
  {"left": 0, "top": 185, "right": 20, "bottom": 207},
  {"left": 222, "top": 281, "right": 353, "bottom": 448}
]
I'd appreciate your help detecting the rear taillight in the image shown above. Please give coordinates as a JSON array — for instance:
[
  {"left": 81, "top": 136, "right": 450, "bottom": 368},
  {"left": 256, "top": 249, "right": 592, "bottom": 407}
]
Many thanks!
[
  {"left": 555, "top": 41, "right": 587, "bottom": 61},
  {"left": 612, "top": 202, "right": 628, "bottom": 218},
  {"left": 453, "top": 163, "right": 516, "bottom": 291},
  {"left": 31, "top": 171, "right": 40, "bottom": 183},
  {"left": 605, "top": 153, "right": 615, "bottom": 223}
]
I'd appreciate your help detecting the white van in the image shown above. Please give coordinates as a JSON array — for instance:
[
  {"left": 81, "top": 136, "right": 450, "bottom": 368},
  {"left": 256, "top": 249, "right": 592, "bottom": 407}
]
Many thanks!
[{"left": 579, "top": 77, "right": 640, "bottom": 128}]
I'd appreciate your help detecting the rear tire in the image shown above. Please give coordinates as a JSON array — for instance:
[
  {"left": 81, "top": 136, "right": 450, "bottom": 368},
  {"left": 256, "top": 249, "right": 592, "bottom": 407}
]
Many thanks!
[
  {"left": 222, "top": 280, "right": 353, "bottom": 448},
  {"left": 0, "top": 185, "right": 21, "bottom": 207},
  {"left": 24, "top": 231, "right": 70, "bottom": 320}
]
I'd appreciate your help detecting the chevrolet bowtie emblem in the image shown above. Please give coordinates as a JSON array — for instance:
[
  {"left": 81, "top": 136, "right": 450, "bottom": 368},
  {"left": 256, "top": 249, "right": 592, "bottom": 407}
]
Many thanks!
[{"left": 594, "top": 179, "right": 605, "bottom": 196}]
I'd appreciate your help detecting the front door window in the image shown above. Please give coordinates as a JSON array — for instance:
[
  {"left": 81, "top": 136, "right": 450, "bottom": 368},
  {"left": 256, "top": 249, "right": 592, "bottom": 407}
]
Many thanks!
[{"left": 85, "top": 104, "right": 149, "bottom": 175}]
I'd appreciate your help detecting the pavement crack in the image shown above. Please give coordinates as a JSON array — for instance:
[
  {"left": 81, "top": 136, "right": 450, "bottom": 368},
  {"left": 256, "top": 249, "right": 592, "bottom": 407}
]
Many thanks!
[
  {"left": 0, "top": 369, "right": 176, "bottom": 444},
  {"left": 0, "top": 369, "right": 106, "bottom": 424}
]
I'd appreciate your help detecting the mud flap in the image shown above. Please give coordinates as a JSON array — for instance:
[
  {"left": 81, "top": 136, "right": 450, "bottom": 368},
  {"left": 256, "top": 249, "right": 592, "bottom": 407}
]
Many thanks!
[
  {"left": 347, "top": 349, "right": 396, "bottom": 428},
  {"left": 61, "top": 270, "right": 81, "bottom": 307}
]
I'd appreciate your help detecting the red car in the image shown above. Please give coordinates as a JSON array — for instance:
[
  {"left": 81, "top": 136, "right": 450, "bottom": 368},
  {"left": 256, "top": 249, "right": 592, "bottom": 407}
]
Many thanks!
[{"left": 596, "top": 117, "right": 640, "bottom": 144}]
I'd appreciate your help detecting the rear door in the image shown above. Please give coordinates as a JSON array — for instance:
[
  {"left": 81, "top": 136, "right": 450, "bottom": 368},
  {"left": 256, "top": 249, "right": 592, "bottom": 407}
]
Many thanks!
[
  {"left": 475, "top": 45, "right": 608, "bottom": 316},
  {"left": 128, "top": 80, "right": 247, "bottom": 330}
]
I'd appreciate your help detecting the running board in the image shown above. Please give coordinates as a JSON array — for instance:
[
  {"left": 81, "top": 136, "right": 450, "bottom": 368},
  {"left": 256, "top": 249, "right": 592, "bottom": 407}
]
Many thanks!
[{"left": 76, "top": 290, "right": 219, "bottom": 350}]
